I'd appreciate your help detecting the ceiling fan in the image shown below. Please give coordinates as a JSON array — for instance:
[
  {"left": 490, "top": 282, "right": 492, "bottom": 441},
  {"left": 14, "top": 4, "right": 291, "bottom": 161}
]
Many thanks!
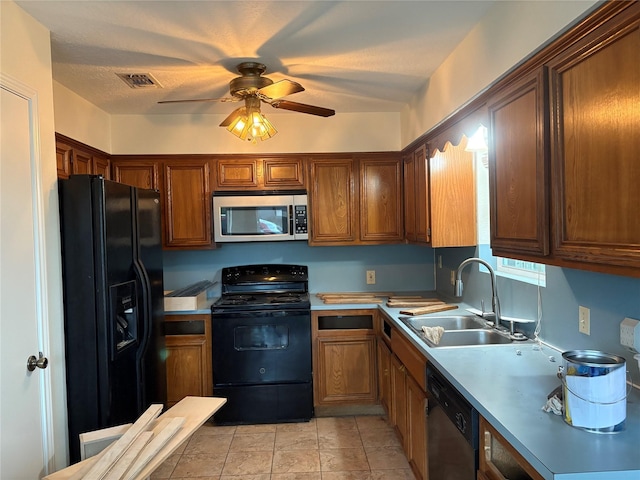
[{"left": 158, "top": 62, "right": 335, "bottom": 142}]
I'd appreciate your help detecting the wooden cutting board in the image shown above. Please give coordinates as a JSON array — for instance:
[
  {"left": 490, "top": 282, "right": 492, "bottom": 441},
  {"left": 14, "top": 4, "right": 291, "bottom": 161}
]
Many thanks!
[
  {"left": 386, "top": 299, "right": 441, "bottom": 307},
  {"left": 316, "top": 292, "right": 391, "bottom": 304},
  {"left": 398, "top": 304, "right": 459, "bottom": 316},
  {"left": 320, "top": 297, "right": 384, "bottom": 304}
]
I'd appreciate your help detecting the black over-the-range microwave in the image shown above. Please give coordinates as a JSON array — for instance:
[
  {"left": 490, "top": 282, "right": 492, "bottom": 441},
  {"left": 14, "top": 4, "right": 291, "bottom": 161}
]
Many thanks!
[{"left": 212, "top": 191, "right": 308, "bottom": 243}]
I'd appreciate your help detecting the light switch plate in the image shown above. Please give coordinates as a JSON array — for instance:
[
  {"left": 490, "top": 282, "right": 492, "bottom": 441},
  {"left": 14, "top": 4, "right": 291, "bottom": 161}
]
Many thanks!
[{"left": 579, "top": 306, "right": 590, "bottom": 335}]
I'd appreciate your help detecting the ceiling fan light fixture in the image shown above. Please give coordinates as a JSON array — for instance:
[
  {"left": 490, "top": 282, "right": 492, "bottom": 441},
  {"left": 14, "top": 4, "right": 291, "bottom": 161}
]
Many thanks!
[{"left": 226, "top": 101, "right": 277, "bottom": 143}]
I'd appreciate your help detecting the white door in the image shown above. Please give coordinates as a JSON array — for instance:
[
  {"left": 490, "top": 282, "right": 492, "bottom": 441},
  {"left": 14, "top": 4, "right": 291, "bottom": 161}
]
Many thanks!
[{"left": 1, "top": 76, "right": 54, "bottom": 478}]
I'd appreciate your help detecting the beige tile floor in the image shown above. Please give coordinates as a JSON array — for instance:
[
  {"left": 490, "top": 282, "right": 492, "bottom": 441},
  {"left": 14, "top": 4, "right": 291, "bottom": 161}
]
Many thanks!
[{"left": 151, "top": 415, "right": 416, "bottom": 479}]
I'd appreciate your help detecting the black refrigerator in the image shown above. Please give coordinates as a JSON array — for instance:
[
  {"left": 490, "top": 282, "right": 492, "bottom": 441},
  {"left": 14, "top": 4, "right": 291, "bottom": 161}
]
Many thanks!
[{"left": 58, "top": 175, "right": 166, "bottom": 463}]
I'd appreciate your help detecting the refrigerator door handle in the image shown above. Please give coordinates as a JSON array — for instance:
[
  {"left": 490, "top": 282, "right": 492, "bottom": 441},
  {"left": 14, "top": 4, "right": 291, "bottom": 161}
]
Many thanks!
[{"left": 132, "top": 258, "right": 153, "bottom": 410}]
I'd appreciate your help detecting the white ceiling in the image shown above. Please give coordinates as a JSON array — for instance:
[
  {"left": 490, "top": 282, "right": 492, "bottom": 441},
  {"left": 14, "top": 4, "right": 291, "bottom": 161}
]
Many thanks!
[{"left": 16, "top": 0, "right": 496, "bottom": 116}]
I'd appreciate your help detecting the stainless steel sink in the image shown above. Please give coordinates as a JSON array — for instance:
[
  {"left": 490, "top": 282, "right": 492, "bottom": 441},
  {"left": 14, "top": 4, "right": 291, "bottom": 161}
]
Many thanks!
[
  {"left": 398, "top": 314, "right": 516, "bottom": 347},
  {"left": 428, "top": 329, "right": 513, "bottom": 348},
  {"left": 401, "top": 315, "right": 487, "bottom": 332}
]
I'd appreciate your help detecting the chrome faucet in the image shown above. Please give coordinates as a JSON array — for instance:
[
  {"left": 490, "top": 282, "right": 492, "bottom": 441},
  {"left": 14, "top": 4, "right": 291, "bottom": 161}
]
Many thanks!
[{"left": 454, "top": 257, "right": 503, "bottom": 331}]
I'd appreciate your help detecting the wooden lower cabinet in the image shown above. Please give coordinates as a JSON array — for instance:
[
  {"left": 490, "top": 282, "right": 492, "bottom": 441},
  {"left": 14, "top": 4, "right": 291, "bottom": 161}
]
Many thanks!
[
  {"left": 478, "top": 416, "right": 544, "bottom": 480},
  {"left": 380, "top": 317, "right": 428, "bottom": 480},
  {"left": 312, "top": 310, "right": 378, "bottom": 406},
  {"left": 165, "top": 314, "right": 212, "bottom": 408},
  {"left": 376, "top": 338, "right": 392, "bottom": 414},
  {"left": 390, "top": 354, "right": 407, "bottom": 446},
  {"left": 407, "top": 374, "right": 428, "bottom": 480}
]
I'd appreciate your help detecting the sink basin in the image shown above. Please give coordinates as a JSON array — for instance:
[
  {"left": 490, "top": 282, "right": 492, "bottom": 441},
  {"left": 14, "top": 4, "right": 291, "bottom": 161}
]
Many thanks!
[
  {"left": 401, "top": 315, "right": 487, "bottom": 332},
  {"left": 424, "top": 329, "right": 513, "bottom": 348}
]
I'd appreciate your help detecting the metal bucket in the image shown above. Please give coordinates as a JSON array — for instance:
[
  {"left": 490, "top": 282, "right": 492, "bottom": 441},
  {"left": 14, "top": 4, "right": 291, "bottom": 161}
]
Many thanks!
[{"left": 558, "top": 350, "right": 627, "bottom": 433}]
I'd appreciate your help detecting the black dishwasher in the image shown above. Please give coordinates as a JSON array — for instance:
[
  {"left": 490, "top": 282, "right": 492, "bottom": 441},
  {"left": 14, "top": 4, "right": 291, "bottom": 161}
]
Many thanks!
[{"left": 427, "top": 365, "right": 479, "bottom": 479}]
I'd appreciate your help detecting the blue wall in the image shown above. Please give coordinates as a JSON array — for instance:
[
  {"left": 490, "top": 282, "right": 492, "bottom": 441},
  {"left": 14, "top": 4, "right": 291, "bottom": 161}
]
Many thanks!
[
  {"left": 436, "top": 246, "right": 640, "bottom": 385},
  {"left": 163, "top": 242, "right": 436, "bottom": 295},
  {"left": 163, "top": 241, "right": 640, "bottom": 384}
]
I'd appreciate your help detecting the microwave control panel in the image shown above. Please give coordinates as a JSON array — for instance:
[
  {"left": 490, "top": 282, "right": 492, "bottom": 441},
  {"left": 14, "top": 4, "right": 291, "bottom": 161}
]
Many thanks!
[{"left": 294, "top": 205, "right": 308, "bottom": 234}]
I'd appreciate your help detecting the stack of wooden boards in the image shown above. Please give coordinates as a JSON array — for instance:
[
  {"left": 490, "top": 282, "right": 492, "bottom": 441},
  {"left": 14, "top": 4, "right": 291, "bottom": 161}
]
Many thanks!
[
  {"left": 44, "top": 396, "right": 226, "bottom": 480},
  {"left": 316, "top": 293, "right": 458, "bottom": 316}
]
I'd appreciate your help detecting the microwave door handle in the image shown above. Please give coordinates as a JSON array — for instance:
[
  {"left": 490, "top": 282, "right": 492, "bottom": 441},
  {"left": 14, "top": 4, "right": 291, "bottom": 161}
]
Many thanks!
[{"left": 289, "top": 205, "right": 294, "bottom": 236}]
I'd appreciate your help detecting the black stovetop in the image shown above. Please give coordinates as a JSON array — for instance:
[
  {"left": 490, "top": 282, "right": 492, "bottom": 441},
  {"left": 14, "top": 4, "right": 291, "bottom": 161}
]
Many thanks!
[{"left": 212, "top": 264, "right": 310, "bottom": 312}]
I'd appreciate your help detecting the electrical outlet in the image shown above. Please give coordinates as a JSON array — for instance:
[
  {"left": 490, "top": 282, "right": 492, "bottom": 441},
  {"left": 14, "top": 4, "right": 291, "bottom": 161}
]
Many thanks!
[
  {"left": 450, "top": 270, "right": 456, "bottom": 286},
  {"left": 620, "top": 317, "right": 640, "bottom": 352},
  {"left": 438, "top": 255, "right": 443, "bottom": 269},
  {"left": 579, "top": 306, "right": 590, "bottom": 335},
  {"left": 366, "top": 270, "right": 376, "bottom": 285}
]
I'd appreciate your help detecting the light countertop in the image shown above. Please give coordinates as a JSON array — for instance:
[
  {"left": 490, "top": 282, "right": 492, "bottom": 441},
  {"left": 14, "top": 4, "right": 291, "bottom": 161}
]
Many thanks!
[{"left": 312, "top": 293, "right": 640, "bottom": 480}]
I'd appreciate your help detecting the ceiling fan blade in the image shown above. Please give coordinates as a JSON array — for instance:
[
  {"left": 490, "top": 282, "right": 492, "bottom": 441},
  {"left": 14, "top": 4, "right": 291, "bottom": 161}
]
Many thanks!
[
  {"left": 158, "top": 97, "right": 239, "bottom": 104},
  {"left": 258, "top": 79, "right": 304, "bottom": 100},
  {"left": 219, "top": 107, "right": 246, "bottom": 127},
  {"left": 270, "top": 100, "right": 335, "bottom": 117}
]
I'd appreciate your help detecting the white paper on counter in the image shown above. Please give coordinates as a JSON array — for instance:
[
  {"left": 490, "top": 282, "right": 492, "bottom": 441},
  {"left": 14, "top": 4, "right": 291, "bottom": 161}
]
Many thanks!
[{"left": 566, "top": 368, "right": 626, "bottom": 428}]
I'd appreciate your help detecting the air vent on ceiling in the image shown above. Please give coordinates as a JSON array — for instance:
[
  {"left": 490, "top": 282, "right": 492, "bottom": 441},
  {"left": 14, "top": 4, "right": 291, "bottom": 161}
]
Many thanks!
[{"left": 116, "top": 73, "right": 163, "bottom": 89}]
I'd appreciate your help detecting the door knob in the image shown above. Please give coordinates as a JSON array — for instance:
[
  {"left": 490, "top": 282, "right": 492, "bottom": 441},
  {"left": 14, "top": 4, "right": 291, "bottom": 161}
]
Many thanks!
[{"left": 27, "top": 352, "right": 48, "bottom": 371}]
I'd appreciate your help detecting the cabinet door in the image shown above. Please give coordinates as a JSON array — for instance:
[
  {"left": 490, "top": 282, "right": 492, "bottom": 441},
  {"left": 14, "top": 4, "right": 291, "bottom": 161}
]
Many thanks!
[
  {"left": 263, "top": 158, "right": 305, "bottom": 189},
  {"left": 376, "top": 338, "right": 392, "bottom": 415},
  {"left": 315, "top": 334, "right": 377, "bottom": 405},
  {"left": 92, "top": 155, "right": 110, "bottom": 180},
  {"left": 72, "top": 149, "right": 93, "bottom": 175},
  {"left": 163, "top": 160, "right": 213, "bottom": 248},
  {"left": 403, "top": 154, "right": 417, "bottom": 242},
  {"left": 216, "top": 159, "right": 258, "bottom": 189},
  {"left": 359, "top": 156, "right": 403, "bottom": 242},
  {"left": 165, "top": 314, "right": 212, "bottom": 408},
  {"left": 479, "top": 416, "right": 544, "bottom": 480},
  {"left": 56, "top": 142, "right": 72, "bottom": 179},
  {"left": 429, "top": 137, "right": 477, "bottom": 247},
  {"left": 165, "top": 335, "right": 209, "bottom": 408},
  {"left": 112, "top": 161, "right": 160, "bottom": 190},
  {"left": 390, "top": 354, "right": 407, "bottom": 448},
  {"left": 548, "top": 8, "right": 640, "bottom": 268},
  {"left": 309, "top": 158, "right": 357, "bottom": 244},
  {"left": 487, "top": 67, "right": 549, "bottom": 257},
  {"left": 407, "top": 374, "right": 428, "bottom": 480},
  {"left": 414, "top": 145, "right": 430, "bottom": 243}
]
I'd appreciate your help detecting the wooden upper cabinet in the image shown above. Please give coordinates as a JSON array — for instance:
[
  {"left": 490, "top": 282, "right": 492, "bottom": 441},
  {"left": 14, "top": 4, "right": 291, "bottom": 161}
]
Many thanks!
[
  {"left": 309, "top": 157, "right": 358, "bottom": 244},
  {"left": 548, "top": 5, "right": 640, "bottom": 268},
  {"left": 309, "top": 155, "right": 403, "bottom": 245},
  {"left": 487, "top": 67, "right": 549, "bottom": 257},
  {"left": 56, "top": 141, "right": 72, "bottom": 179},
  {"left": 263, "top": 158, "right": 305, "bottom": 189},
  {"left": 216, "top": 159, "right": 258, "bottom": 189},
  {"left": 92, "top": 155, "right": 111, "bottom": 180},
  {"left": 72, "top": 150, "right": 92, "bottom": 175},
  {"left": 55, "top": 134, "right": 110, "bottom": 180},
  {"left": 403, "top": 154, "right": 417, "bottom": 242},
  {"left": 163, "top": 159, "right": 213, "bottom": 249},
  {"left": 215, "top": 157, "right": 305, "bottom": 190},
  {"left": 428, "top": 138, "right": 477, "bottom": 247},
  {"left": 404, "top": 145, "right": 430, "bottom": 244},
  {"left": 359, "top": 156, "right": 403, "bottom": 242},
  {"left": 112, "top": 160, "right": 160, "bottom": 190}
]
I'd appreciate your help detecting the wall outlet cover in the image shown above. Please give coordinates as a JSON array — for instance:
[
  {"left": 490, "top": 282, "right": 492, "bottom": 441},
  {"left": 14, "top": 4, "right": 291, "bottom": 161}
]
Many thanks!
[{"left": 366, "top": 270, "right": 376, "bottom": 285}]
